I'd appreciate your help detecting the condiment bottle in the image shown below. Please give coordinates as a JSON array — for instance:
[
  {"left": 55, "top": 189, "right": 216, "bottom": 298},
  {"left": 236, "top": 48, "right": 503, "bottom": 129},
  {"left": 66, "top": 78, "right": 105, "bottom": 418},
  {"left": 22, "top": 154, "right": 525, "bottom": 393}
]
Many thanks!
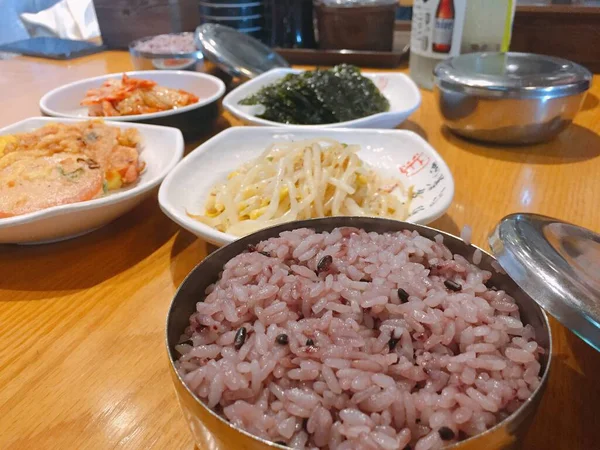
[
  {"left": 409, "top": 0, "right": 516, "bottom": 91},
  {"left": 409, "top": 0, "right": 468, "bottom": 90},
  {"left": 461, "top": 0, "right": 516, "bottom": 54}
]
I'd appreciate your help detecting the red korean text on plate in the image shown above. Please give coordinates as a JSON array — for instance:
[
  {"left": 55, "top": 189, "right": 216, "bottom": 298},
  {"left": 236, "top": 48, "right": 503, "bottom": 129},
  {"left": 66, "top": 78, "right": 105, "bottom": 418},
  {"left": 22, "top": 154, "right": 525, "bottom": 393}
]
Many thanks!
[{"left": 399, "top": 152, "right": 431, "bottom": 177}]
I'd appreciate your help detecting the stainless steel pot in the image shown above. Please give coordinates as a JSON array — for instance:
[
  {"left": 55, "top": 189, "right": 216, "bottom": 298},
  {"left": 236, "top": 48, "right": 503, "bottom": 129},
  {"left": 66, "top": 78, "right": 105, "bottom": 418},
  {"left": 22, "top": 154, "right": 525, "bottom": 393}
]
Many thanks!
[
  {"left": 434, "top": 52, "right": 592, "bottom": 145},
  {"left": 166, "top": 217, "right": 552, "bottom": 450}
]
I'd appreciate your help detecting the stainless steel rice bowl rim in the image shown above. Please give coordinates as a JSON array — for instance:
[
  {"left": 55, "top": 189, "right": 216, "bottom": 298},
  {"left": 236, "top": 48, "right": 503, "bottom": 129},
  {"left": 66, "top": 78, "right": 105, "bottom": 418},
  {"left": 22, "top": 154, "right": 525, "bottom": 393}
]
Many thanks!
[
  {"left": 166, "top": 216, "right": 553, "bottom": 450},
  {"left": 129, "top": 34, "right": 203, "bottom": 60}
]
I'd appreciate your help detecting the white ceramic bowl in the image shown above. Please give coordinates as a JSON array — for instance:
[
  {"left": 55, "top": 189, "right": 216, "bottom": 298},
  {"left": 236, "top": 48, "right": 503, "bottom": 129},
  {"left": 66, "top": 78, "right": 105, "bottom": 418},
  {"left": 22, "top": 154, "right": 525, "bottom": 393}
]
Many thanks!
[
  {"left": 159, "top": 127, "right": 454, "bottom": 246},
  {"left": 222, "top": 68, "right": 421, "bottom": 129},
  {"left": 0, "top": 117, "right": 184, "bottom": 244},
  {"left": 39, "top": 70, "right": 226, "bottom": 135}
]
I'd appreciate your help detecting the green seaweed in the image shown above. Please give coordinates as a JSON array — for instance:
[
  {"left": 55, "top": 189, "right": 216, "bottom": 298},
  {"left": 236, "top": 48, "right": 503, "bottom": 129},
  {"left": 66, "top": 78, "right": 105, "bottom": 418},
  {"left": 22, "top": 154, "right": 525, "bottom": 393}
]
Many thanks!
[{"left": 240, "top": 64, "right": 390, "bottom": 125}]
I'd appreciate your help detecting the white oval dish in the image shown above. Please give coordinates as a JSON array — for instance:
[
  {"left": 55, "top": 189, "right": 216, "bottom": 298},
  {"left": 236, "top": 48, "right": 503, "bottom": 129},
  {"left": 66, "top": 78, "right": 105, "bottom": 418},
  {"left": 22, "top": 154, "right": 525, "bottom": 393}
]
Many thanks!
[
  {"left": 0, "top": 117, "right": 184, "bottom": 244},
  {"left": 39, "top": 70, "right": 226, "bottom": 122},
  {"left": 222, "top": 68, "right": 421, "bottom": 129},
  {"left": 158, "top": 127, "right": 453, "bottom": 246}
]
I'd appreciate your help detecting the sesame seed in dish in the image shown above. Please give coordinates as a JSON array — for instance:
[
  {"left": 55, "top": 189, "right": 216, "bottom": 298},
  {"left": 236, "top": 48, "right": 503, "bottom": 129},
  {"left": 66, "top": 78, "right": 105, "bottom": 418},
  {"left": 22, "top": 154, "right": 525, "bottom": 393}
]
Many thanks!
[
  {"left": 175, "top": 227, "right": 544, "bottom": 449},
  {"left": 133, "top": 32, "right": 196, "bottom": 54}
]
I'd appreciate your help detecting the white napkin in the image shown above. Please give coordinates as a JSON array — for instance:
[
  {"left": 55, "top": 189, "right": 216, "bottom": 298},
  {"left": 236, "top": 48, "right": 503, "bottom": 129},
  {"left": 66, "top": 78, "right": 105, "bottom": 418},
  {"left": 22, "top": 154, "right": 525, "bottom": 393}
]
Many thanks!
[{"left": 20, "top": 0, "right": 100, "bottom": 41}]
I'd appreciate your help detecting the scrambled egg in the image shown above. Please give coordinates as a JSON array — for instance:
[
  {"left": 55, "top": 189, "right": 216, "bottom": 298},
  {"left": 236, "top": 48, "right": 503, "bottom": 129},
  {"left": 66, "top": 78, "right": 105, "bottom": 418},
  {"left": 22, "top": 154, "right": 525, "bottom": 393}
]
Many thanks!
[
  {"left": 105, "top": 170, "right": 124, "bottom": 191},
  {"left": 0, "top": 135, "right": 17, "bottom": 157}
]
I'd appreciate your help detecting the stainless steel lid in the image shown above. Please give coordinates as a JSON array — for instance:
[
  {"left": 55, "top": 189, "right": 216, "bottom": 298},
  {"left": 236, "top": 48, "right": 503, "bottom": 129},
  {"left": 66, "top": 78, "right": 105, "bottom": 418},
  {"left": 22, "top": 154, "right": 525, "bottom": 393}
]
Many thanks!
[
  {"left": 195, "top": 24, "right": 289, "bottom": 79},
  {"left": 489, "top": 213, "right": 600, "bottom": 351},
  {"left": 434, "top": 52, "right": 592, "bottom": 99}
]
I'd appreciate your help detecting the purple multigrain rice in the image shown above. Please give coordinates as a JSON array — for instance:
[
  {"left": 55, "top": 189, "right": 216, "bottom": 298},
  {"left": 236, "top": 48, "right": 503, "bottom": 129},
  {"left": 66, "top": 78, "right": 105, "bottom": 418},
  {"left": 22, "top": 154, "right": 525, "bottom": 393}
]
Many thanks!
[
  {"left": 460, "top": 225, "right": 472, "bottom": 245},
  {"left": 175, "top": 228, "right": 543, "bottom": 450},
  {"left": 317, "top": 255, "right": 334, "bottom": 274},
  {"left": 276, "top": 334, "right": 290, "bottom": 345},
  {"left": 444, "top": 279, "right": 462, "bottom": 292},
  {"left": 472, "top": 249, "right": 483, "bottom": 265},
  {"left": 438, "top": 426, "right": 455, "bottom": 440},
  {"left": 234, "top": 327, "right": 247, "bottom": 350},
  {"left": 134, "top": 32, "right": 196, "bottom": 54},
  {"left": 397, "top": 288, "right": 410, "bottom": 303}
]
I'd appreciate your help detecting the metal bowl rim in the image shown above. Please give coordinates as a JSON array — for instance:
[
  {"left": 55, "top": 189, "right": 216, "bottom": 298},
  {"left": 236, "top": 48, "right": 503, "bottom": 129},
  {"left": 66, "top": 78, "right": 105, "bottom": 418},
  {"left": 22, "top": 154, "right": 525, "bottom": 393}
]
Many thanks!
[
  {"left": 165, "top": 216, "right": 553, "bottom": 449},
  {"left": 433, "top": 80, "right": 589, "bottom": 100},
  {"left": 434, "top": 52, "right": 592, "bottom": 99},
  {"left": 129, "top": 33, "right": 204, "bottom": 60}
]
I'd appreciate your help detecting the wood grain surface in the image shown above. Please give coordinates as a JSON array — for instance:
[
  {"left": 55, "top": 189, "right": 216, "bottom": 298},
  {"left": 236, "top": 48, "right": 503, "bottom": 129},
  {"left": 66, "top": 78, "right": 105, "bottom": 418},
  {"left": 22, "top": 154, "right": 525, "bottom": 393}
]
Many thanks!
[
  {"left": 1, "top": 51, "right": 600, "bottom": 449},
  {"left": 512, "top": 4, "right": 600, "bottom": 72}
]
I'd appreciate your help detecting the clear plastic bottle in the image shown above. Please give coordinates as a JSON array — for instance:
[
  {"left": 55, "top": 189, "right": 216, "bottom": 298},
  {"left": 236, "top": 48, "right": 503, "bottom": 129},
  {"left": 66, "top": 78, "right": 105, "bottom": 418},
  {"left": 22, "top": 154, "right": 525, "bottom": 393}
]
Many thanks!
[
  {"left": 409, "top": 0, "right": 467, "bottom": 90},
  {"left": 409, "top": 0, "right": 516, "bottom": 90},
  {"left": 461, "top": 0, "right": 516, "bottom": 54}
]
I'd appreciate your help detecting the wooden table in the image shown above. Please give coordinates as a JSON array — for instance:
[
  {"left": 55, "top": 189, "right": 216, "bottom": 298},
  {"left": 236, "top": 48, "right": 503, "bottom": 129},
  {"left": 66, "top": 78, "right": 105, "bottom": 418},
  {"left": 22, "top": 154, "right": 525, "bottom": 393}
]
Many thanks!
[{"left": 1, "top": 51, "right": 599, "bottom": 450}]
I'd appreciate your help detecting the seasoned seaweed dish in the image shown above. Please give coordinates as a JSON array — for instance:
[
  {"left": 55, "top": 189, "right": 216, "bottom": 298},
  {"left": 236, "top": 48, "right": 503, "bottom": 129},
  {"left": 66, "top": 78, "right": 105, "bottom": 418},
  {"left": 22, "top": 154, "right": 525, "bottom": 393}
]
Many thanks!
[{"left": 239, "top": 64, "right": 390, "bottom": 125}]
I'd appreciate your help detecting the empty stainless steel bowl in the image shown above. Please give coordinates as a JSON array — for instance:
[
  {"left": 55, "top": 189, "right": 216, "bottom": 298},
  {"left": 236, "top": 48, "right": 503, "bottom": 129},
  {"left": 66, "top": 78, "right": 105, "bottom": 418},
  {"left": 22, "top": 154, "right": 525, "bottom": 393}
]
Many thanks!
[
  {"left": 434, "top": 52, "right": 592, "bottom": 145},
  {"left": 166, "top": 217, "right": 552, "bottom": 450}
]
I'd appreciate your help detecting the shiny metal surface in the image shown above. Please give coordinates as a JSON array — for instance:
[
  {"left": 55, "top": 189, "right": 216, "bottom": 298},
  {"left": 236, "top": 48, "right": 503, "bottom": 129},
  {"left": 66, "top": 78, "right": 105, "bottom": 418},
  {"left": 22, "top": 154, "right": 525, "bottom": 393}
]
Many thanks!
[
  {"left": 128, "top": 35, "right": 204, "bottom": 72},
  {"left": 434, "top": 90, "right": 587, "bottom": 144},
  {"left": 195, "top": 24, "right": 289, "bottom": 79},
  {"left": 166, "top": 217, "right": 552, "bottom": 450},
  {"left": 434, "top": 52, "right": 592, "bottom": 144},
  {"left": 435, "top": 53, "right": 591, "bottom": 98},
  {"left": 490, "top": 213, "right": 600, "bottom": 351}
]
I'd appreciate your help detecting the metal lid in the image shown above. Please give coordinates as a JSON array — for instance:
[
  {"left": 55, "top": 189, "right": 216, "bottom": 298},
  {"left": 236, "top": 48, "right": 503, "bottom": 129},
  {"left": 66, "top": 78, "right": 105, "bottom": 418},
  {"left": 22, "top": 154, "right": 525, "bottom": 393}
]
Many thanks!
[
  {"left": 434, "top": 52, "right": 592, "bottom": 99},
  {"left": 489, "top": 213, "right": 600, "bottom": 351},
  {"left": 195, "top": 24, "right": 289, "bottom": 79}
]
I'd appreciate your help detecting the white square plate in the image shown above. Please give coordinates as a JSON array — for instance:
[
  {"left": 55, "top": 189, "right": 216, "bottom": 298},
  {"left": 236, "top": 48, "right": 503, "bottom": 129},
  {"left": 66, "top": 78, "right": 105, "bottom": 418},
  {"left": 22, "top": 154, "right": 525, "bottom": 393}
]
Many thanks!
[
  {"left": 0, "top": 117, "right": 184, "bottom": 244},
  {"left": 159, "top": 127, "right": 454, "bottom": 246},
  {"left": 223, "top": 68, "right": 421, "bottom": 129}
]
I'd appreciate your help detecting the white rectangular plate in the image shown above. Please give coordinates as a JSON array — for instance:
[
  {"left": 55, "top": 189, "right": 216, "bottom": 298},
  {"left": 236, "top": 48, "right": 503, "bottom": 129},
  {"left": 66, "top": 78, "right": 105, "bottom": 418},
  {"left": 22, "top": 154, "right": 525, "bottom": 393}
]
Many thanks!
[
  {"left": 223, "top": 68, "right": 421, "bottom": 129},
  {"left": 159, "top": 127, "right": 454, "bottom": 246}
]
